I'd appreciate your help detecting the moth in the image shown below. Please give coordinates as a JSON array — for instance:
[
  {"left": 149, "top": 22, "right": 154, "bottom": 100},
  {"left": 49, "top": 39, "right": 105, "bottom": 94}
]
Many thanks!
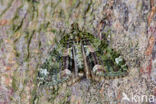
[{"left": 38, "top": 23, "right": 128, "bottom": 88}]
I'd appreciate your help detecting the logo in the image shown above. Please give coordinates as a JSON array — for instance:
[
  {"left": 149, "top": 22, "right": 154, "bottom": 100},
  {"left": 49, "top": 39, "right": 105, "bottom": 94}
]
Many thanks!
[
  {"left": 121, "top": 92, "right": 155, "bottom": 103},
  {"left": 122, "top": 92, "right": 130, "bottom": 101}
]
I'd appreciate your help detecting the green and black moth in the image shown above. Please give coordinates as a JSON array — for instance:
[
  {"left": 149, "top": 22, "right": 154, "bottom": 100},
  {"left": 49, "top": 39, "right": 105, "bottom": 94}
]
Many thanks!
[{"left": 38, "top": 23, "right": 129, "bottom": 88}]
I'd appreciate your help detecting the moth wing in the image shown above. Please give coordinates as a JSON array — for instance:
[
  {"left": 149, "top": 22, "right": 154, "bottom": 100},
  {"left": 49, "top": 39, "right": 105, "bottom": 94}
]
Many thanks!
[
  {"left": 37, "top": 43, "right": 72, "bottom": 87},
  {"left": 96, "top": 46, "right": 129, "bottom": 79},
  {"left": 91, "top": 37, "right": 129, "bottom": 79}
]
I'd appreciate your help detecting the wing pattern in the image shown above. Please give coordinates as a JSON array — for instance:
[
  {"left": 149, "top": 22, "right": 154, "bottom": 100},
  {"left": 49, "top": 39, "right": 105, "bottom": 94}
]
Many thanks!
[{"left": 37, "top": 23, "right": 129, "bottom": 88}]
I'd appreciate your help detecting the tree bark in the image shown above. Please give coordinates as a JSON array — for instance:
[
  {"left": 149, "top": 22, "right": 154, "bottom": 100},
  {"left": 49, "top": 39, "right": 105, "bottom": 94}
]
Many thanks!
[{"left": 0, "top": 0, "right": 156, "bottom": 104}]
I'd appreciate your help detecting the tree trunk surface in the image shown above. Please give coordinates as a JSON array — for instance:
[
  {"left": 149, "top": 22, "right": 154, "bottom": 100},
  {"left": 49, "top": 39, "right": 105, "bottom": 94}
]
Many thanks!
[{"left": 0, "top": 0, "right": 156, "bottom": 104}]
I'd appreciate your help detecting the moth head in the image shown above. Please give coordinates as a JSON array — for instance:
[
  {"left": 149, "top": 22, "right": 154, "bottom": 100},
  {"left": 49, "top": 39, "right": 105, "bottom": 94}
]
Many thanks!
[{"left": 71, "top": 22, "right": 79, "bottom": 32}]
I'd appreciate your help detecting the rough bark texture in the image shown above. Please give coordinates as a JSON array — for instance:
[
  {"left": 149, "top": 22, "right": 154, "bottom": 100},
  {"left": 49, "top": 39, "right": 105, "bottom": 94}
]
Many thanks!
[{"left": 0, "top": 0, "right": 156, "bottom": 104}]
